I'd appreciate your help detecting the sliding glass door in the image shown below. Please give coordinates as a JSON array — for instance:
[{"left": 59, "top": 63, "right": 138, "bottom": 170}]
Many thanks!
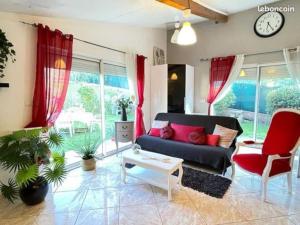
[
  {"left": 55, "top": 58, "right": 133, "bottom": 165},
  {"left": 213, "top": 63, "right": 300, "bottom": 141},
  {"left": 257, "top": 64, "right": 299, "bottom": 140}
]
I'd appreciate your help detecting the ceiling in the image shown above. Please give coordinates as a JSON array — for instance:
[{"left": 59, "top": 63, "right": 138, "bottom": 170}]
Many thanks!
[{"left": 0, "top": 0, "right": 280, "bottom": 28}]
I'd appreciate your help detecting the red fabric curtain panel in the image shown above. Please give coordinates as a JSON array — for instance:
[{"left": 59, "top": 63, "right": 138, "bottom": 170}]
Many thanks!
[
  {"left": 207, "top": 56, "right": 235, "bottom": 115},
  {"left": 135, "top": 55, "right": 146, "bottom": 138},
  {"left": 26, "top": 24, "right": 73, "bottom": 128}
]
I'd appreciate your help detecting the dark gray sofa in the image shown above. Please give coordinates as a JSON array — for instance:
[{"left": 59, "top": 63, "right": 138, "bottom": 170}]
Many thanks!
[{"left": 136, "top": 113, "right": 243, "bottom": 174}]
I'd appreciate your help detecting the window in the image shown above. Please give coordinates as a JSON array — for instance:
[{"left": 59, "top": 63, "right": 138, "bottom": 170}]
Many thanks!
[
  {"left": 213, "top": 63, "right": 300, "bottom": 140},
  {"left": 54, "top": 58, "right": 133, "bottom": 165}
]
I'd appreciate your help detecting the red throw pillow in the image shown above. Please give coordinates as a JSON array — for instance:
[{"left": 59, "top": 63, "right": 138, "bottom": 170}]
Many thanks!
[
  {"left": 188, "top": 131, "right": 206, "bottom": 145},
  {"left": 206, "top": 134, "right": 220, "bottom": 146},
  {"left": 149, "top": 128, "right": 161, "bottom": 137},
  {"left": 170, "top": 123, "right": 205, "bottom": 143},
  {"left": 160, "top": 126, "right": 174, "bottom": 139}
]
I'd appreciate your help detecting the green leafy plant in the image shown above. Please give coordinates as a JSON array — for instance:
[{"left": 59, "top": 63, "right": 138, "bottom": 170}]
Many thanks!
[
  {"left": 75, "top": 135, "right": 101, "bottom": 160},
  {"left": 0, "top": 29, "right": 16, "bottom": 78},
  {"left": 0, "top": 128, "right": 67, "bottom": 203},
  {"left": 78, "top": 86, "right": 100, "bottom": 114},
  {"left": 266, "top": 86, "right": 300, "bottom": 114},
  {"left": 214, "top": 90, "right": 236, "bottom": 115}
]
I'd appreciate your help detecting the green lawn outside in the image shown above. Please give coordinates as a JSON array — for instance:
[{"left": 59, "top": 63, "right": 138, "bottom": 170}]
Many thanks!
[
  {"left": 56, "top": 113, "right": 134, "bottom": 153},
  {"left": 239, "top": 120, "right": 269, "bottom": 140}
]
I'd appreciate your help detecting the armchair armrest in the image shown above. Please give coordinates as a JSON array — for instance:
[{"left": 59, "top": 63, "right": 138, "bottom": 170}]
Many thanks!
[
  {"left": 262, "top": 154, "right": 293, "bottom": 178},
  {"left": 231, "top": 141, "right": 263, "bottom": 160}
]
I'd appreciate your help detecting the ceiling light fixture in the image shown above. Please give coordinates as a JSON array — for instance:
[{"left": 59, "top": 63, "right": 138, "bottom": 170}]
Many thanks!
[
  {"left": 177, "top": 3, "right": 197, "bottom": 46},
  {"left": 171, "top": 21, "right": 180, "bottom": 44},
  {"left": 170, "top": 73, "right": 178, "bottom": 80}
]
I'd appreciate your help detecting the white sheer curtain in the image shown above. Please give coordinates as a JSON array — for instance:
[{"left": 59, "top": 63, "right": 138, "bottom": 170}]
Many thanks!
[
  {"left": 211, "top": 54, "right": 245, "bottom": 115},
  {"left": 283, "top": 47, "right": 300, "bottom": 86},
  {"left": 125, "top": 53, "right": 137, "bottom": 99}
]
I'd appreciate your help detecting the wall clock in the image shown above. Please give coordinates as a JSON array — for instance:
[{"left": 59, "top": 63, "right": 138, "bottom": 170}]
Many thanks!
[{"left": 254, "top": 11, "right": 285, "bottom": 38}]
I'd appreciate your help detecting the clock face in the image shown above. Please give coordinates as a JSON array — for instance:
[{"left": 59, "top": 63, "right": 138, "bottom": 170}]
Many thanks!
[{"left": 254, "top": 12, "right": 285, "bottom": 38}]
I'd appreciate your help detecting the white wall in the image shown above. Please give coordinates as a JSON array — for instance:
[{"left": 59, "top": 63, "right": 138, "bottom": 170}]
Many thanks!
[
  {"left": 0, "top": 12, "right": 167, "bottom": 135},
  {"left": 167, "top": 0, "right": 300, "bottom": 113}
]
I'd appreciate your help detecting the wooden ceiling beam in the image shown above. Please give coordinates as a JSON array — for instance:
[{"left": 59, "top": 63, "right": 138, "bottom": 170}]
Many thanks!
[{"left": 156, "top": 0, "right": 228, "bottom": 23}]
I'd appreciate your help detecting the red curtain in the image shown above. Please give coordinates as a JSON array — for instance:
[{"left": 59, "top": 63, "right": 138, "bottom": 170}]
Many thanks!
[
  {"left": 26, "top": 24, "right": 73, "bottom": 128},
  {"left": 207, "top": 56, "right": 235, "bottom": 115},
  {"left": 135, "top": 55, "right": 146, "bottom": 138}
]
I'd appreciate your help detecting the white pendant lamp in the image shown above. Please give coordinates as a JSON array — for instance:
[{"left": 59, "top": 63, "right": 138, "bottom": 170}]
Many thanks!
[
  {"left": 177, "top": 7, "right": 197, "bottom": 46},
  {"left": 177, "top": 21, "right": 197, "bottom": 45},
  {"left": 171, "top": 21, "right": 180, "bottom": 44}
]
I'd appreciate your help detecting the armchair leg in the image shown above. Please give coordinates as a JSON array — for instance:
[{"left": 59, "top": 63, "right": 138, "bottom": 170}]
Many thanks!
[
  {"left": 287, "top": 172, "right": 292, "bottom": 194},
  {"left": 231, "top": 163, "right": 235, "bottom": 179},
  {"left": 261, "top": 178, "right": 268, "bottom": 201}
]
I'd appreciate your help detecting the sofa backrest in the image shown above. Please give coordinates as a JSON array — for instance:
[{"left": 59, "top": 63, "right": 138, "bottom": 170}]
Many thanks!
[{"left": 154, "top": 113, "right": 243, "bottom": 148}]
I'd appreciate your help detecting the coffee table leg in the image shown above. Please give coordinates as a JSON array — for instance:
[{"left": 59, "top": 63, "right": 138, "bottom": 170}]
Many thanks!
[
  {"left": 178, "top": 164, "right": 183, "bottom": 188},
  {"left": 122, "top": 161, "right": 127, "bottom": 183},
  {"left": 168, "top": 174, "right": 172, "bottom": 201}
]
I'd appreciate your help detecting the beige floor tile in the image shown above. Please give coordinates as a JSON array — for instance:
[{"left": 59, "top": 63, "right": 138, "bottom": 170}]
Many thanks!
[
  {"left": 50, "top": 190, "right": 87, "bottom": 213},
  {"left": 35, "top": 212, "right": 78, "bottom": 225},
  {"left": 0, "top": 198, "right": 34, "bottom": 219},
  {"left": 157, "top": 200, "right": 206, "bottom": 225},
  {"left": 75, "top": 208, "right": 119, "bottom": 225},
  {"left": 89, "top": 172, "right": 123, "bottom": 189},
  {"left": 230, "top": 193, "right": 284, "bottom": 220},
  {"left": 0, "top": 215, "right": 37, "bottom": 225},
  {"left": 81, "top": 188, "right": 119, "bottom": 210},
  {"left": 191, "top": 193, "right": 245, "bottom": 225},
  {"left": 151, "top": 185, "right": 190, "bottom": 203},
  {"left": 55, "top": 176, "right": 91, "bottom": 192},
  {"left": 119, "top": 204, "right": 162, "bottom": 225},
  {"left": 119, "top": 184, "right": 155, "bottom": 206},
  {"left": 289, "top": 213, "right": 300, "bottom": 225},
  {"left": 226, "top": 216, "right": 295, "bottom": 225}
]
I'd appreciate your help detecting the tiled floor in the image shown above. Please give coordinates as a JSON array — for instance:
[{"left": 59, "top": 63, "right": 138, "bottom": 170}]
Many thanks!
[{"left": 1, "top": 150, "right": 300, "bottom": 225}]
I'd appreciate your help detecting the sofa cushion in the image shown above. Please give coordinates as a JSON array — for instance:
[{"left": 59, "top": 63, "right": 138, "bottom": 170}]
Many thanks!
[
  {"left": 213, "top": 124, "right": 238, "bottom": 148},
  {"left": 160, "top": 126, "right": 174, "bottom": 139},
  {"left": 206, "top": 134, "right": 220, "bottom": 146},
  {"left": 149, "top": 128, "right": 161, "bottom": 137},
  {"left": 136, "top": 135, "right": 233, "bottom": 172},
  {"left": 188, "top": 131, "right": 206, "bottom": 145},
  {"left": 171, "top": 123, "right": 205, "bottom": 143},
  {"left": 152, "top": 120, "right": 169, "bottom": 129}
]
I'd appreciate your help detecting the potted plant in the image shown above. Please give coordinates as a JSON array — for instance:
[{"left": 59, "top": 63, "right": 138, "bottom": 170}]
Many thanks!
[
  {"left": 0, "top": 28, "right": 16, "bottom": 78},
  {"left": 75, "top": 136, "right": 101, "bottom": 171},
  {"left": 115, "top": 95, "right": 133, "bottom": 121},
  {"left": 0, "top": 128, "right": 67, "bottom": 205}
]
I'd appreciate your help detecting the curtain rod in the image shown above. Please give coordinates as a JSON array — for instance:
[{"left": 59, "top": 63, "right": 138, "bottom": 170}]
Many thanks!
[
  {"left": 20, "top": 21, "right": 129, "bottom": 55},
  {"left": 199, "top": 47, "right": 297, "bottom": 62}
]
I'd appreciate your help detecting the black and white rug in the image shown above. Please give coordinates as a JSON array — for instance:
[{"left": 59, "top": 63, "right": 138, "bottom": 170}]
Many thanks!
[
  {"left": 125, "top": 163, "right": 231, "bottom": 198},
  {"left": 173, "top": 167, "right": 231, "bottom": 198}
]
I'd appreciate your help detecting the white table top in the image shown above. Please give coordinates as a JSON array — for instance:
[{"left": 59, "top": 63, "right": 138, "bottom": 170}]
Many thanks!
[{"left": 122, "top": 149, "right": 183, "bottom": 172}]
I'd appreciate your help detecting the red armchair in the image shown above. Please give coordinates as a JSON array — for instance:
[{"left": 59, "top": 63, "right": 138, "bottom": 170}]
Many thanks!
[{"left": 231, "top": 108, "right": 300, "bottom": 201}]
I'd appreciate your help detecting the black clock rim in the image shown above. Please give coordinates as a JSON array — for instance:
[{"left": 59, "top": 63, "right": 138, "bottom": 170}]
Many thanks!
[{"left": 254, "top": 11, "right": 285, "bottom": 38}]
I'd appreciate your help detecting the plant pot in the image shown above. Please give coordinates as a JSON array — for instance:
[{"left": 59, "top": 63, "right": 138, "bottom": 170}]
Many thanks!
[
  {"left": 19, "top": 176, "right": 49, "bottom": 206},
  {"left": 121, "top": 107, "right": 127, "bottom": 121},
  {"left": 81, "top": 158, "right": 96, "bottom": 171}
]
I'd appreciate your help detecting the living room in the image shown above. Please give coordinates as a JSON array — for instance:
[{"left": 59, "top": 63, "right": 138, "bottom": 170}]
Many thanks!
[{"left": 0, "top": 0, "right": 300, "bottom": 225}]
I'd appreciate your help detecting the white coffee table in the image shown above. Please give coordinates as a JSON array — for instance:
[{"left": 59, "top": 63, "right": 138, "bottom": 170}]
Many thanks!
[{"left": 122, "top": 149, "right": 184, "bottom": 201}]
